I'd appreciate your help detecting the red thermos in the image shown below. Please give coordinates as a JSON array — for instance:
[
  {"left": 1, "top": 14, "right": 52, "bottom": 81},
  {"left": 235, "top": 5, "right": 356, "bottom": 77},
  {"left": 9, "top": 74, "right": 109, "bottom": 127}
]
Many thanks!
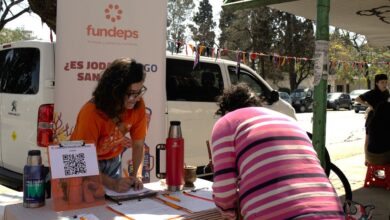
[{"left": 166, "top": 121, "right": 184, "bottom": 191}]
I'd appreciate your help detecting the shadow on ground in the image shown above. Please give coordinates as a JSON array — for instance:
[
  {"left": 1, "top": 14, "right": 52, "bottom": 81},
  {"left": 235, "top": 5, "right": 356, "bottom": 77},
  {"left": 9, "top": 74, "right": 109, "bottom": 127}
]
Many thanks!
[{"left": 338, "top": 184, "right": 390, "bottom": 220}]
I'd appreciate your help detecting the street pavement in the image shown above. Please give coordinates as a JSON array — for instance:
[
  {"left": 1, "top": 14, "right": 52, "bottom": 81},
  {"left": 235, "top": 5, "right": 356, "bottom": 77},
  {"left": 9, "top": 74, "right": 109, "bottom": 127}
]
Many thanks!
[
  {"left": 330, "top": 140, "right": 390, "bottom": 220},
  {"left": 333, "top": 153, "right": 390, "bottom": 220}
]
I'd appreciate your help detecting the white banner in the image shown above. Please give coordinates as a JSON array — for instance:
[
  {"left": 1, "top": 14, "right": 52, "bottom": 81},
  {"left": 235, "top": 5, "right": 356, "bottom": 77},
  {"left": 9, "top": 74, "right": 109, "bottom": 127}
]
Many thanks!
[{"left": 55, "top": 0, "right": 167, "bottom": 181}]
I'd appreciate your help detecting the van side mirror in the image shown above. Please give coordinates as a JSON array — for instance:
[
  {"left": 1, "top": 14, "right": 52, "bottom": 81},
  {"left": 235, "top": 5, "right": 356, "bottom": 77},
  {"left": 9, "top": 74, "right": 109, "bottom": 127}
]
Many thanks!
[{"left": 268, "top": 90, "right": 280, "bottom": 104}]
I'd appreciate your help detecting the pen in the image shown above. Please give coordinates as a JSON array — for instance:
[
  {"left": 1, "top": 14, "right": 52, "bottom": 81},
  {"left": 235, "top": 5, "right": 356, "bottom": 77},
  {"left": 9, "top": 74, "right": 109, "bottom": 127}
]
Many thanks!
[
  {"left": 182, "top": 191, "right": 214, "bottom": 202},
  {"left": 106, "top": 206, "right": 135, "bottom": 220},
  {"left": 155, "top": 197, "right": 194, "bottom": 213},
  {"left": 162, "top": 193, "right": 181, "bottom": 202}
]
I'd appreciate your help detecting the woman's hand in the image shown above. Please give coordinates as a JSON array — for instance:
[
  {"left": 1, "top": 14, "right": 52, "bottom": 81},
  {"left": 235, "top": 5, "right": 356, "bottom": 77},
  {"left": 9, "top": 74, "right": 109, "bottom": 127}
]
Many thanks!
[
  {"left": 113, "top": 177, "right": 135, "bottom": 192},
  {"left": 133, "top": 176, "right": 144, "bottom": 190}
]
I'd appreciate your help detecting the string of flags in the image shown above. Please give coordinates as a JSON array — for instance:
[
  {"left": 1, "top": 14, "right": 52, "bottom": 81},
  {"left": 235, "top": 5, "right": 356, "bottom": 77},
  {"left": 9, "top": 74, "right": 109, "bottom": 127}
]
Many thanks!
[{"left": 167, "top": 40, "right": 390, "bottom": 72}]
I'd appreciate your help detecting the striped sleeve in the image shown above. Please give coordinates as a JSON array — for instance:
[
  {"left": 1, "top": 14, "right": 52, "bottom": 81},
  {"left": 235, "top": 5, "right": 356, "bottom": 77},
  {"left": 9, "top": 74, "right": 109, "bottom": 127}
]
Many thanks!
[{"left": 211, "top": 117, "right": 238, "bottom": 220}]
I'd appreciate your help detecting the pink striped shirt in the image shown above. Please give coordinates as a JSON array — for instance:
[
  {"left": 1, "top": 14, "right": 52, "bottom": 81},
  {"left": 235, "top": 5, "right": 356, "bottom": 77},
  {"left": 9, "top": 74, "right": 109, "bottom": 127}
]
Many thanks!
[{"left": 211, "top": 107, "right": 343, "bottom": 220}]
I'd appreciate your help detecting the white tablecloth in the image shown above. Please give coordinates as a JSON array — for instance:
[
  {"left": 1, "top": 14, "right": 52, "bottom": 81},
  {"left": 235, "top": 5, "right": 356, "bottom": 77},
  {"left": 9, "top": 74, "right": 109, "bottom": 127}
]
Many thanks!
[{"left": 3, "top": 179, "right": 221, "bottom": 220}]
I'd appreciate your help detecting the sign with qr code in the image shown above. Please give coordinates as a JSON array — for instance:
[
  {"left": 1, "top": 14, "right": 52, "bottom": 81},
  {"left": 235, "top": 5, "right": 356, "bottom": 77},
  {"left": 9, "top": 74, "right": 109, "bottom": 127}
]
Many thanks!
[{"left": 49, "top": 143, "right": 99, "bottom": 179}]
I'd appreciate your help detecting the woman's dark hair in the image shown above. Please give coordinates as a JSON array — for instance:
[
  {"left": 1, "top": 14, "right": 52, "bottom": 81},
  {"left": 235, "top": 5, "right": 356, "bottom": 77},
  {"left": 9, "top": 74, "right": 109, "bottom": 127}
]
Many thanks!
[
  {"left": 93, "top": 58, "right": 145, "bottom": 118},
  {"left": 215, "top": 83, "right": 261, "bottom": 116},
  {"left": 374, "top": 73, "right": 388, "bottom": 90},
  {"left": 375, "top": 73, "right": 388, "bottom": 83}
]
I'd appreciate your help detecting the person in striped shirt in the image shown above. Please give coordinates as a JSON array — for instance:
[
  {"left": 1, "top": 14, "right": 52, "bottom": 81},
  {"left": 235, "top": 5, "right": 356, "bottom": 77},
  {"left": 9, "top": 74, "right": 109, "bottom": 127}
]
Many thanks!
[{"left": 211, "top": 83, "right": 344, "bottom": 220}]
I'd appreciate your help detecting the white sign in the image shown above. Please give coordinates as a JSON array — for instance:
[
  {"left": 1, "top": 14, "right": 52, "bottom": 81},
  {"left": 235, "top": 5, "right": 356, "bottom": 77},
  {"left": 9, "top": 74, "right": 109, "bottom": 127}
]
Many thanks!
[
  {"left": 55, "top": 0, "right": 167, "bottom": 181},
  {"left": 313, "top": 40, "right": 329, "bottom": 86},
  {"left": 49, "top": 143, "right": 99, "bottom": 179}
]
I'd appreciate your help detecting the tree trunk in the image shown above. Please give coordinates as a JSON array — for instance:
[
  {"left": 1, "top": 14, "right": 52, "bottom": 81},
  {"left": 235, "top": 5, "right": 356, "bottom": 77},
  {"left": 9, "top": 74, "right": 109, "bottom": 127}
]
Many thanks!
[{"left": 28, "top": 0, "right": 57, "bottom": 33}]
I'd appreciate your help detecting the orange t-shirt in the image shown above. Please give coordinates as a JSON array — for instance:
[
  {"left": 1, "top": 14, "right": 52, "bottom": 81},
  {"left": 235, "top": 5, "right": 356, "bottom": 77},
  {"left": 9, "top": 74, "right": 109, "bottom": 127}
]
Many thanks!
[{"left": 70, "top": 99, "right": 147, "bottom": 160}]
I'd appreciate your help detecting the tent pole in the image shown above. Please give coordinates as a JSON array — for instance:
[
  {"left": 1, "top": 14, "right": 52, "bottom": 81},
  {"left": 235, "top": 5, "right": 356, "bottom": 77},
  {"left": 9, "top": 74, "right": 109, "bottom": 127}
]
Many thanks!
[{"left": 312, "top": 0, "right": 330, "bottom": 168}]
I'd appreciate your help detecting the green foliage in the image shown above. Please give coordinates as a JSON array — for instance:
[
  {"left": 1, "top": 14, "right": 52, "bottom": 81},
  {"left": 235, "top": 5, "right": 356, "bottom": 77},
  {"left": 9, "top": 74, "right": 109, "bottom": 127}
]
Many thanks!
[
  {"left": 167, "top": 0, "right": 195, "bottom": 52},
  {"left": 189, "top": 0, "right": 216, "bottom": 48},
  {"left": 219, "top": 6, "right": 280, "bottom": 77},
  {"left": 0, "top": 27, "right": 36, "bottom": 44},
  {"left": 218, "top": 7, "right": 315, "bottom": 91},
  {"left": 329, "top": 29, "right": 390, "bottom": 89}
]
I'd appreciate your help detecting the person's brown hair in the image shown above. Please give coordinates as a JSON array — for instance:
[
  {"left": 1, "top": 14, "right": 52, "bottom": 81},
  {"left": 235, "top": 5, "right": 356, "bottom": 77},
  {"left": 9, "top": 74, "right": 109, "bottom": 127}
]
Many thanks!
[
  {"left": 93, "top": 58, "right": 145, "bottom": 118},
  {"left": 215, "top": 83, "right": 261, "bottom": 116}
]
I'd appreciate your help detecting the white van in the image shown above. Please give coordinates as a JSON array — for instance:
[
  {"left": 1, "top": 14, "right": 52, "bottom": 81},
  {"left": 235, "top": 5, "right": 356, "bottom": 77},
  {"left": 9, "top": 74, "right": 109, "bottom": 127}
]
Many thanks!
[
  {"left": 0, "top": 41, "right": 54, "bottom": 190},
  {"left": 165, "top": 53, "right": 296, "bottom": 178},
  {"left": 0, "top": 40, "right": 296, "bottom": 189}
]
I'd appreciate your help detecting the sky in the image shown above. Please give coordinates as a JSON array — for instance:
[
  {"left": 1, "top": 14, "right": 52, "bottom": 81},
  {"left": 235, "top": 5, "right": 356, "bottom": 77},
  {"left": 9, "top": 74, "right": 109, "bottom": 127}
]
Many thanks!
[
  {"left": 5, "top": 0, "right": 223, "bottom": 42},
  {"left": 5, "top": 11, "right": 53, "bottom": 41}
]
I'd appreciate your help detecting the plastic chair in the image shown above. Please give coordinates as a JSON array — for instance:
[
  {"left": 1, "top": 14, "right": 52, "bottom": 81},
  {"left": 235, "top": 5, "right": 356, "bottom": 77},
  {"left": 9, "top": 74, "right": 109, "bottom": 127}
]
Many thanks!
[{"left": 364, "top": 163, "right": 390, "bottom": 190}]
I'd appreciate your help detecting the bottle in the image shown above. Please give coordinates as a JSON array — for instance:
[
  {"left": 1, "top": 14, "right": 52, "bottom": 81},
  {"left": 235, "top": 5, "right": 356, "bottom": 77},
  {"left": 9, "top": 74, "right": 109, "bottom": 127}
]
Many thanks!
[
  {"left": 166, "top": 121, "right": 184, "bottom": 191},
  {"left": 23, "top": 150, "right": 45, "bottom": 208}
]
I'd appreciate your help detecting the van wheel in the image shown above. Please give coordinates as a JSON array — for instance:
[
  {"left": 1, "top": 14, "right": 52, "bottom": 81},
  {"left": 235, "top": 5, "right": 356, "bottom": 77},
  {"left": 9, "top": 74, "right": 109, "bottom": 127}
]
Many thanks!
[
  {"left": 334, "top": 104, "right": 340, "bottom": 111},
  {"left": 299, "top": 105, "right": 306, "bottom": 113},
  {"left": 354, "top": 108, "right": 359, "bottom": 113},
  {"left": 348, "top": 104, "right": 352, "bottom": 110}
]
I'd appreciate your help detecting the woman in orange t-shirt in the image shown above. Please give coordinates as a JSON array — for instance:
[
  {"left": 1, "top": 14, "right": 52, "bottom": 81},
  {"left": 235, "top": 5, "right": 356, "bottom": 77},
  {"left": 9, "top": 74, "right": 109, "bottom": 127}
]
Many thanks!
[{"left": 71, "top": 58, "right": 147, "bottom": 192}]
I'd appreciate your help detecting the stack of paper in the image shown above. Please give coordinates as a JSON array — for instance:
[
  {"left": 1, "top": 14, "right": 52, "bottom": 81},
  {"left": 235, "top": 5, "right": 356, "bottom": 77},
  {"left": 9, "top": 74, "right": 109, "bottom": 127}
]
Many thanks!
[{"left": 108, "top": 198, "right": 187, "bottom": 220}]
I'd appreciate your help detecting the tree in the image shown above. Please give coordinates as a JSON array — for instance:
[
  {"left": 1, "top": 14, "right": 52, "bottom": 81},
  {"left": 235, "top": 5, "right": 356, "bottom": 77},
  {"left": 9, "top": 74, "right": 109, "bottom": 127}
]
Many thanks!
[
  {"left": 0, "top": 0, "right": 30, "bottom": 31},
  {"left": 27, "top": 0, "right": 56, "bottom": 32},
  {"left": 0, "top": 27, "right": 36, "bottom": 43},
  {"left": 189, "top": 0, "right": 215, "bottom": 51},
  {"left": 218, "top": 6, "right": 280, "bottom": 80},
  {"left": 167, "top": 0, "right": 195, "bottom": 53},
  {"left": 270, "top": 12, "right": 316, "bottom": 91},
  {"left": 328, "top": 29, "right": 390, "bottom": 90},
  {"left": 218, "top": 6, "right": 316, "bottom": 91}
]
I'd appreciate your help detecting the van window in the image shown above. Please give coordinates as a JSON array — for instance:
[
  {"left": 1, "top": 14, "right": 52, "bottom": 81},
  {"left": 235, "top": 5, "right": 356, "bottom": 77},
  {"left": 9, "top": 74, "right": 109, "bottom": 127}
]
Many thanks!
[
  {"left": 166, "top": 58, "right": 223, "bottom": 102},
  {"left": 228, "top": 66, "right": 270, "bottom": 96},
  {"left": 0, "top": 48, "right": 40, "bottom": 94}
]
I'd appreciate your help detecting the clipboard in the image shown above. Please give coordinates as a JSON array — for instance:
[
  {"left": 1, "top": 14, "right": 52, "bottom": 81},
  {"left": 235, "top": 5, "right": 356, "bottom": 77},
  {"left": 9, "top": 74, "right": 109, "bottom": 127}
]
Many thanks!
[
  {"left": 48, "top": 141, "right": 106, "bottom": 211},
  {"left": 105, "top": 189, "right": 157, "bottom": 204}
]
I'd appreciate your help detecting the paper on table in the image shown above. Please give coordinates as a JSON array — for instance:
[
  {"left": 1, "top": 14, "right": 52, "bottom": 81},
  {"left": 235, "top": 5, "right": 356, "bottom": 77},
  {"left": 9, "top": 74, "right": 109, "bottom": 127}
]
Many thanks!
[
  {"left": 108, "top": 198, "right": 187, "bottom": 220},
  {"left": 105, "top": 187, "right": 151, "bottom": 197},
  {"left": 185, "top": 188, "right": 213, "bottom": 200},
  {"left": 158, "top": 190, "right": 216, "bottom": 212}
]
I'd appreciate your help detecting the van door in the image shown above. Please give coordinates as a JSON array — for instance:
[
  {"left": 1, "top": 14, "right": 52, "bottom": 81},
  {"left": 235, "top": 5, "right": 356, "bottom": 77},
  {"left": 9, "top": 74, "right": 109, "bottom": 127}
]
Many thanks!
[
  {"left": 227, "top": 66, "right": 272, "bottom": 96},
  {"left": 0, "top": 47, "right": 41, "bottom": 173},
  {"left": 166, "top": 58, "right": 224, "bottom": 167},
  {"left": 227, "top": 66, "right": 297, "bottom": 119}
]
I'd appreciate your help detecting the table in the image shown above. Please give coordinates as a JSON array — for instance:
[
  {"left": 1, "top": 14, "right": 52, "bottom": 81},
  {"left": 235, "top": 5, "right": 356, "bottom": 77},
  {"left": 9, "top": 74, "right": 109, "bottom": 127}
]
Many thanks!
[{"left": 3, "top": 179, "right": 222, "bottom": 220}]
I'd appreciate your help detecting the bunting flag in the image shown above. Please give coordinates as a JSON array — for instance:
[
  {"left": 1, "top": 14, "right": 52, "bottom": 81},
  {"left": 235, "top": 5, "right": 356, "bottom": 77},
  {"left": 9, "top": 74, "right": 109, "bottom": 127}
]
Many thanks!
[
  {"left": 236, "top": 51, "right": 242, "bottom": 77},
  {"left": 215, "top": 48, "right": 220, "bottom": 62},
  {"left": 193, "top": 46, "right": 200, "bottom": 70},
  {"left": 176, "top": 41, "right": 181, "bottom": 54},
  {"left": 50, "top": 29, "right": 54, "bottom": 43},
  {"left": 189, "top": 44, "right": 194, "bottom": 54},
  {"left": 165, "top": 39, "right": 390, "bottom": 72}
]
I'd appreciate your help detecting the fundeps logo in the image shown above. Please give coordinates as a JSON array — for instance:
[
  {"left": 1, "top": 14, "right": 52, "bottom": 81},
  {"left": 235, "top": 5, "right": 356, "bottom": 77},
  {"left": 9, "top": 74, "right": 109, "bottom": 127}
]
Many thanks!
[
  {"left": 86, "top": 3, "right": 139, "bottom": 40},
  {"left": 104, "top": 4, "right": 122, "bottom": 23}
]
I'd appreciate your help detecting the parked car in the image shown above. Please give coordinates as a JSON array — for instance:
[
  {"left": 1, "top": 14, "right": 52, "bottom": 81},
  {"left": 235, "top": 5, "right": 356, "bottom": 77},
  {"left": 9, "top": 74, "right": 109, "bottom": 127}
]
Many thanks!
[
  {"left": 349, "top": 89, "right": 369, "bottom": 113},
  {"left": 278, "top": 91, "right": 292, "bottom": 105},
  {"left": 327, "top": 92, "right": 352, "bottom": 110},
  {"left": 291, "top": 88, "right": 314, "bottom": 112}
]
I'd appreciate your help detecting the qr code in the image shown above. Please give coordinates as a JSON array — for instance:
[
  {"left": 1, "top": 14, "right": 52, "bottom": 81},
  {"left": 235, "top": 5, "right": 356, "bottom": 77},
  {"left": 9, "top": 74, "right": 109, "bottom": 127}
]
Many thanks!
[{"left": 62, "top": 153, "right": 87, "bottom": 176}]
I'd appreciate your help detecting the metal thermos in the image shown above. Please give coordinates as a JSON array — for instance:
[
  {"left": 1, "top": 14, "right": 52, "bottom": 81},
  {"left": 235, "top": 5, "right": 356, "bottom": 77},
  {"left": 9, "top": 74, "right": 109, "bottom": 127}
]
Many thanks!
[
  {"left": 23, "top": 150, "right": 45, "bottom": 208},
  {"left": 166, "top": 121, "right": 184, "bottom": 191}
]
